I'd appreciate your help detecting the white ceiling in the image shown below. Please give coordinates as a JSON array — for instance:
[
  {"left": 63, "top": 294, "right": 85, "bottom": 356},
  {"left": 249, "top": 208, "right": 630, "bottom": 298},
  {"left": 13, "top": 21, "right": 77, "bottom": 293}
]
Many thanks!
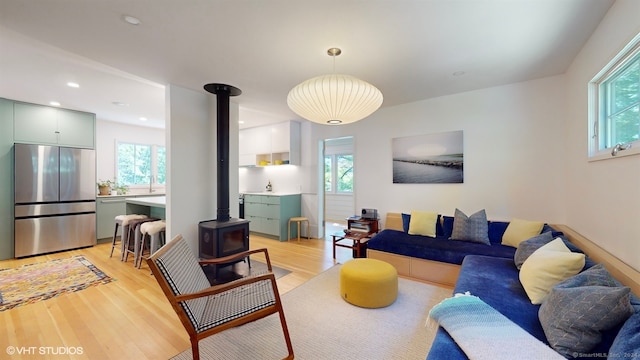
[{"left": 0, "top": 0, "right": 614, "bottom": 130}]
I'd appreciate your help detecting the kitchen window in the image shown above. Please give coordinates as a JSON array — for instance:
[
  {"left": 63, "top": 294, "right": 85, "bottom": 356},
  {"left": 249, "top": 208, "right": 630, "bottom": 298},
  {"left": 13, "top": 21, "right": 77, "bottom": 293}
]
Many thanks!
[
  {"left": 589, "top": 33, "right": 640, "bottom": 159},
  {"left": 324, "top": 154, "right": 353, "bottom": 193},
  {"left": 116, "top": 142, "right": 166, "bottom": 186}
]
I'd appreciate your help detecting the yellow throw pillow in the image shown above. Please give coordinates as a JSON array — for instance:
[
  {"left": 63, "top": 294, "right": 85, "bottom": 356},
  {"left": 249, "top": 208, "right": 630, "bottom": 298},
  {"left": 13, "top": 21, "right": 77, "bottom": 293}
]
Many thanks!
[
  {"left": 519, "top": 238, "right": 585, "bottom": 304},
  {"left": 501, "top": 218, "right": 545, "bottom": 248},
  {"left": 408, "top": 210, "right": 438, "bottom": 237}
]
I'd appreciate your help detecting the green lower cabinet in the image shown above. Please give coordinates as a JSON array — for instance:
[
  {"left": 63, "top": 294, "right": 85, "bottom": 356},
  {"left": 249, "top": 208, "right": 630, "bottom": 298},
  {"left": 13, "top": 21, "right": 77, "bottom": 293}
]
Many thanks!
[
  {"left": 96, "top": 197, "right": 127, "bottom": 242},
  {"left": 244, "top": 194, "right": 301, "bottom": 241},
  {"left": 96, "top": 194, "right": 166, "bottom": 242}
]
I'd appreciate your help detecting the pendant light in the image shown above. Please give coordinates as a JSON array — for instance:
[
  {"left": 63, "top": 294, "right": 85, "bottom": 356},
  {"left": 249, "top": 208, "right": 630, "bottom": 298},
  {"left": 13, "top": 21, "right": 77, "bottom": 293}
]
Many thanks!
[{"left": 287, "top": 48, "right": 383, "bottom": 125}]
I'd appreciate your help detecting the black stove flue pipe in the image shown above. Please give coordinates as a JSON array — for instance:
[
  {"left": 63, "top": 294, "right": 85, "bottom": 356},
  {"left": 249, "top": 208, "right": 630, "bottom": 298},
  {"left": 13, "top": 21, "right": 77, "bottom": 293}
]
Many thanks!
[{"left": 203, "top": 83, "right": 242, "bottom": 222}]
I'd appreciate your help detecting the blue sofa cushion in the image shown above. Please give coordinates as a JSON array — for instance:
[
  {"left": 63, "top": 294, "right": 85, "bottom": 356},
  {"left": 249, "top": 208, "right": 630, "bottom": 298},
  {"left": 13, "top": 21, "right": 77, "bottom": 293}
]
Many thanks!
[
  {"left": 488, "top": 221, "right": 510, "bottom": 244},
  {"left": 608, "top": 311, "right": 640, "bottom": 360},
  {"left": 367, "top": 229, "right": 516, "bottom": 265},
  {"left": 442, "top": 215, "right": 454, "bottom": 238},
  {"left": 450, "top": 208, "right": 490, "bottom": 245},
  {"left": 428, "top": 255, "right": 546, "bottom": 360}
]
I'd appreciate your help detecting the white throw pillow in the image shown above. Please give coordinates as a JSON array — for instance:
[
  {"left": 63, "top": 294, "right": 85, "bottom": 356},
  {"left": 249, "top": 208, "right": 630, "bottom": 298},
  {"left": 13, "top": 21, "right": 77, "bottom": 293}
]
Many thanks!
[
  {"left": 408, "top": 210, "right": 438, "bottom": 237},
  {"left": 519, "top": 238, "right": 585, "bottom": 304}
]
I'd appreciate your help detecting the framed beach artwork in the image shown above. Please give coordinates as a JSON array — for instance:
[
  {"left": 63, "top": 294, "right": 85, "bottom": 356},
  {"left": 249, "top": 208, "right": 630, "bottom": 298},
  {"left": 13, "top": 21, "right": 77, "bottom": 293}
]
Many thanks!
[{"left": 392, "top": 130, "right": 463, "bottom": 184}]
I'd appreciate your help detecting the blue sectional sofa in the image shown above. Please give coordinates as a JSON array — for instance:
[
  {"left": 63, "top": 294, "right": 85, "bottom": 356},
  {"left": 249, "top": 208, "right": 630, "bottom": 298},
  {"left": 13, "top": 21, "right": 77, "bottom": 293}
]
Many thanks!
[
  {"left": 367, "top": 212, "right": 562, "bottom": 286},
  {"left": 366, "top": 212, "right": 640, "bottom": 360}
]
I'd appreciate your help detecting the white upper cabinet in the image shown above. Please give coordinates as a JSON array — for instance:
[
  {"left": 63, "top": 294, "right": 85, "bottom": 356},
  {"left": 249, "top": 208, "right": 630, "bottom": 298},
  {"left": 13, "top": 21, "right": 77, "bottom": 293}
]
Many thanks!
[
  {"left": 14, "top": 102, "right": 95, "bottom": 149},
  {"left": 239, "top": 126, "right": 270, "bottom": 155},
  {"left": 239, "top": 121, "right": 300, "bottom": 166}
]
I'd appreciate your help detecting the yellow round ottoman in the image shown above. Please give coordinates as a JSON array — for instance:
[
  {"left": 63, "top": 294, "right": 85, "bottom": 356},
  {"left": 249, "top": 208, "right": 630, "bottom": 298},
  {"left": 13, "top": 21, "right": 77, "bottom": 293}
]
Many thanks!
[{"left": 340, "top": 258, "right": 398, "bottom": 308}]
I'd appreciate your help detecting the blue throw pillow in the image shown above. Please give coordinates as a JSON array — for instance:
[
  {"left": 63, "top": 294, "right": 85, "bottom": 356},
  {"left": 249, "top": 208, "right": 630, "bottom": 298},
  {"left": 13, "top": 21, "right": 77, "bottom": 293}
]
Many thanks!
[
  {"left": 449, "top": 209, "right": 490, "bottom": 245},
  {"left": 539, "top": 264, "right": 635, "bottom": 358},
  {"left": 513, "top": 231, "right": 554, "bottom": 269}
]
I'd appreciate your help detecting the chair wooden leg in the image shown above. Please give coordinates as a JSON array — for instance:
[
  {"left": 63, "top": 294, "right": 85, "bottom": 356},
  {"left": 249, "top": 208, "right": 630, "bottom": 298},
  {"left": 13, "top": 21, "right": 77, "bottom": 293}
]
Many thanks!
[
  {"left": 190, "top": 338, "right": 200, "bottom": 360},
  {"left": 279, "top": 309, "right": 294, "bottom": 360}
]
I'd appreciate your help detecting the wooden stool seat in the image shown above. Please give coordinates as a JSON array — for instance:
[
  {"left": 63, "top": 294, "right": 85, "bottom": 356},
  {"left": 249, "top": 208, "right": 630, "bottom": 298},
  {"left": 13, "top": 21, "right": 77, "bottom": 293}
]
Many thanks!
[
  {"left": 288, "top": 217, "right": 310, "bottom": 241},
  {"left": 137, "top": 220, "right": 167, "bottom": 269},
  {"left": 110, "top": 214, "right": 148, "bottom": 260},
  {"left": 124, "top": 217, "right": 159, "bottom": 266}
]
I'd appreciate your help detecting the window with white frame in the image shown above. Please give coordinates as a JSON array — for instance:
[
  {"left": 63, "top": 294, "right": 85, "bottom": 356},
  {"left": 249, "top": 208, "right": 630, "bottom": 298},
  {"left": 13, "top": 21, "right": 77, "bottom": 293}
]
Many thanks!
[
  {"left": 117, "top": 142, "right": 166, "bottom": 186},
  {"left": 324, "top": 154, "right": 353, "bottom": 193},
  {"left": 590, "top": 33, "right": 640, "bottom": 158}
]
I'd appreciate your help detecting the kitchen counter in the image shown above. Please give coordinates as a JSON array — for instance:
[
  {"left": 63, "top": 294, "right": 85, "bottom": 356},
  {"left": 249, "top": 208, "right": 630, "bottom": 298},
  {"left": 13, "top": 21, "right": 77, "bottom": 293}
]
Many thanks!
[
  {"left": 97, "top": 193, "right": 165, "bottom": 198},
  {"left": 125, "top": 196, "right": 166, "bottom": 208},
  {"left": 125, "top": 196, "right": 166, "bottom": 219},
  {"left": 241, "top": 191, "right": 301, "bottom": 196}
]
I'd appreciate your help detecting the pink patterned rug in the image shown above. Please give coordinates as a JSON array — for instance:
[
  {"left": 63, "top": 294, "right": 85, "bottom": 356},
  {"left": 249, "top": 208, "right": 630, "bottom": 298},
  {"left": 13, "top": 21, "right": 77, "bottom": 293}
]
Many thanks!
[{"left": 0, "top": 256, "right": 114, "bottom": 311}]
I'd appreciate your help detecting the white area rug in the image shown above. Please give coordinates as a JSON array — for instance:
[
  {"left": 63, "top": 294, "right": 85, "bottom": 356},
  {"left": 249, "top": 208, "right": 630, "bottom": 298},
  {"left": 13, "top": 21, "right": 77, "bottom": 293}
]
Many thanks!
[{"left": 171, "top": 265, "right": 451, "bottom": 360}]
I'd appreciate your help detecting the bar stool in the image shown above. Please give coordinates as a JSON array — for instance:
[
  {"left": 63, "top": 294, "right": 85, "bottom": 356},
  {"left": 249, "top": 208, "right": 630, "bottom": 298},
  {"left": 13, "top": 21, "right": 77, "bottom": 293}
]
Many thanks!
[
  {"left": 110, "top": 214, "right": 148, "bottom": 260},
  {"left": 288, "top": 216, "right": 310, "bottom": 241},
  {"left": 123, "top": 217, "right": 159, "bottom": 266},
  {"left": 137, "top": 220, "right": 166, "bottom": 269}
]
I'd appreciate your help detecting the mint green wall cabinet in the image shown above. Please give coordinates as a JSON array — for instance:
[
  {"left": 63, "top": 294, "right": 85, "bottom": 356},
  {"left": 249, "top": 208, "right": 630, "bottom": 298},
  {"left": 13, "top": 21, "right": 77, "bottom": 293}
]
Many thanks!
[
  {"left": 244, "top": 194, "right": 301, "bottom": 241},
  {"left": 14, "top": 101, "right": 95, "bottom": 149},
  {"left": 0, "top": 98, "right": 15, "bottom": 260}
]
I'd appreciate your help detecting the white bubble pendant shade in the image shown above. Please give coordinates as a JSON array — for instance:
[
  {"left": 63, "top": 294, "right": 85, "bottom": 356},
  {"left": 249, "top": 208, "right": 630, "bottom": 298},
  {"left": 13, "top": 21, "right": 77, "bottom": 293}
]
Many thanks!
[{"left": 287, "top": 48, "right": 383, "bottom": 125}]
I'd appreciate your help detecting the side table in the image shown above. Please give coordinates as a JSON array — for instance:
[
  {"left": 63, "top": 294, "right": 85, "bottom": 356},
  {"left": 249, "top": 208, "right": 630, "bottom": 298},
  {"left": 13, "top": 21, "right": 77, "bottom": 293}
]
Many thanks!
[{"left": 332, "top": 231, "right": 372, "bottom": 259}]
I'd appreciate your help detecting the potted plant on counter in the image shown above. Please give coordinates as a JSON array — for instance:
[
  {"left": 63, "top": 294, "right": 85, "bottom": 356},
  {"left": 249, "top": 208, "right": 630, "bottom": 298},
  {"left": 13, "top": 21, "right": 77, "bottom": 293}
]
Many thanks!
[
  {"left": 115, "top": 181, "right": 129, "bottom": 195},
  {"left": 97, "top": 179, "right": 113, "bottom": 195}
]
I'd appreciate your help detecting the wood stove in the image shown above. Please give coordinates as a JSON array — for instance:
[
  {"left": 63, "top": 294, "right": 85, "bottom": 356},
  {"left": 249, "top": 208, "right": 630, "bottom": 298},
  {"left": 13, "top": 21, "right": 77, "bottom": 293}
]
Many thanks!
[
  {"left": 198, "top": 83, "right": 250, "bottom": 263},
  {"left": 198, "top": 218, "right": 249, "bottom": 259}
]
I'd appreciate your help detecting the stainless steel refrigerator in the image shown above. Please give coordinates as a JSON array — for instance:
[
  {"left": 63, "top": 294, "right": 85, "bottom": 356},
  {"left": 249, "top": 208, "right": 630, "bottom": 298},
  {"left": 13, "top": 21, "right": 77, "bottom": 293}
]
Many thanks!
[{"left": 14, "top": 143, "right": 96, "bottom": 257}]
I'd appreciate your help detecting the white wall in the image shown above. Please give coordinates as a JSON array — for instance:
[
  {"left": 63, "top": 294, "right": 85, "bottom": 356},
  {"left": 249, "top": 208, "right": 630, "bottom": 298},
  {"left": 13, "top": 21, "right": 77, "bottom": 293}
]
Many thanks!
[
  {"left": 564, "top": 0, "right": 640, "bottom": 271},
  {"left": 165, "top": 84, "right": 240, "bottom": 254},
  {"left": 305, "top": 76, "right": 567, "bottom": 230},
  {"left": 166, "top": 84, "right": 213, "bottom": 250},
  {"left": 95, "top": 120, "right": 165, "bottom": 194}
]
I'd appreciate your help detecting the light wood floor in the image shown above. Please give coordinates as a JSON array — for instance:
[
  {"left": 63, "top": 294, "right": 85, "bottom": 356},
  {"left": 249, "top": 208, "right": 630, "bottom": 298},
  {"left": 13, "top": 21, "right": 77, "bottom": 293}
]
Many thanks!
[{"left": 0, "top": 233, "right": 358, "bottom": 359}]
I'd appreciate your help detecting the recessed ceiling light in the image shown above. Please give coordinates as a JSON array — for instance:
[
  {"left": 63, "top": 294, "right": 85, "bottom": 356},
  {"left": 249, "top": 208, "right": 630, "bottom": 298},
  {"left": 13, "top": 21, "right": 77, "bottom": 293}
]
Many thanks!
[
  {"left": 139, "top": 117, "right": 147, "bottom": 121},
  {"left": 452, "top": 71, "right": 466, "bottom": 77},
  {"left": 238, "top": 120, "right": 245, "bottom": 124},
  {"left": 67, "top": 82, "right": 80, "bottom": 88},
  {"left": 49, "top": 101, "right": 61, "bottom": 107},
  {"left": 123, "top": 15, "right": 141, "bottom": 25},
  {"left": 112, "top": 101, "right": 129, "bottom": 107}
]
